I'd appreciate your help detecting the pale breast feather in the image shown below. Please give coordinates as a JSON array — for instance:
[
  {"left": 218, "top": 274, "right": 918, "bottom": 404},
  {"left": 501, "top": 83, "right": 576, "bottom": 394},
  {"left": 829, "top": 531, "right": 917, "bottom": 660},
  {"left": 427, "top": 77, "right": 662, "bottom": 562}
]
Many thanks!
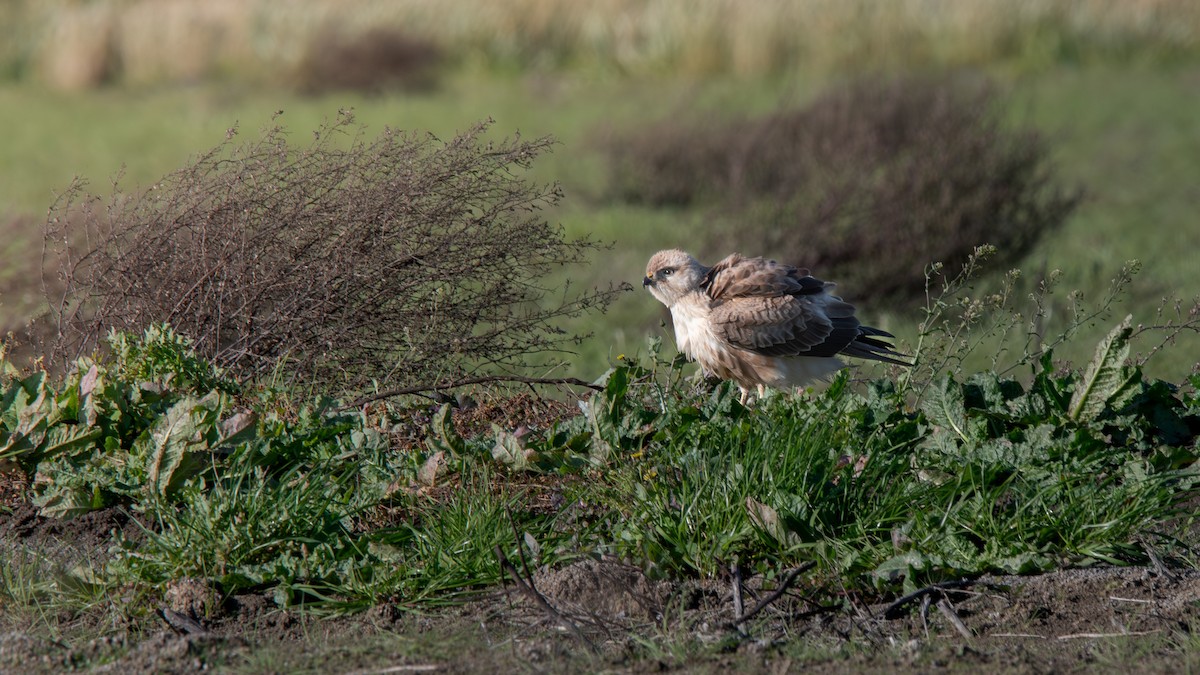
[{"left": 670, "top": 295, "right": 714, "bottom": 360}]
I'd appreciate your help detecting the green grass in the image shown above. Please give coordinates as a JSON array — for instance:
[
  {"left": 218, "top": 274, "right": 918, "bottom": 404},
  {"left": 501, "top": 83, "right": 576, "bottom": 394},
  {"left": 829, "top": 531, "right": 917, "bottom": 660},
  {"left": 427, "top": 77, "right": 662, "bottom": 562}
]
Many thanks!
[{"left": 0, "top": 539, "right": 115, "bottom": 641}]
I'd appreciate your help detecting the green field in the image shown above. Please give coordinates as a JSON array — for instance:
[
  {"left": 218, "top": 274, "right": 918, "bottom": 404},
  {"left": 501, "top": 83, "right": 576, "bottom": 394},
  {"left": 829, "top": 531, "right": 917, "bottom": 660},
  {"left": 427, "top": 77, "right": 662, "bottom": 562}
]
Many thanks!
[{"left": 2, "top": 63, "right": 1198, "bottom": 382}]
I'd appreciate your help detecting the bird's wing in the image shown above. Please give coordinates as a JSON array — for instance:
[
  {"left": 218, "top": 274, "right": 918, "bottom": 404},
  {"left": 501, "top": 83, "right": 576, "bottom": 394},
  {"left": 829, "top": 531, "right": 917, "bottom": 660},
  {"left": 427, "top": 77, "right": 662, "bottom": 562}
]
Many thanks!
[{"left": 703, "top": 254, "right": 862, "bottom": 358}]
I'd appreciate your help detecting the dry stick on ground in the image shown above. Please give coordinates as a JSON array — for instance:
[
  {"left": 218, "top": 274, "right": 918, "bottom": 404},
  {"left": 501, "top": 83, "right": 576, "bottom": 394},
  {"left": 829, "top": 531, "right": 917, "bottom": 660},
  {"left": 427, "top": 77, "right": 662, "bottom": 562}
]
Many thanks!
[
  {"left": 346, "top": 375, "right": 602, "bottom": 409},
  {"left": 494, "top": 546, "right": 597, "bottom": 653},
  {"left": 1058, "top": 630, "right": 1160, "bottom": 640},
  {"left": 158, "top": 608, "right": 208, "bottom": 636},
  {"left": 724, "top": 562, "right": 817, "bottom": 630},
  {"left": 730, "top": 561, "right": 748, "bottom": 637},
  {"left": 1139, "top": 537, "right": 1179, "bottom": 580},
  {"left": 881, "top": 580, "right": 1000, "bottom": 620},
  {"left": 936, "top": 598, "right": 974, "bottom": 640}
]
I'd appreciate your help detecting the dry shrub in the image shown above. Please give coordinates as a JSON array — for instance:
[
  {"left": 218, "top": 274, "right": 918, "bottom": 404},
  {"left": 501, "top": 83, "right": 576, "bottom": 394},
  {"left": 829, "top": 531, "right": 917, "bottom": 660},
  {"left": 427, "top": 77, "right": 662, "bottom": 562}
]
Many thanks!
[
  {"left": 293, "top": 27, "right": 442, "bottom": 95},
  {"left": 605, "top": 75, "right": 1082, "bottom": 302},
  {"left": 45, "top": 112, "right": 623, "bottom": 390}
]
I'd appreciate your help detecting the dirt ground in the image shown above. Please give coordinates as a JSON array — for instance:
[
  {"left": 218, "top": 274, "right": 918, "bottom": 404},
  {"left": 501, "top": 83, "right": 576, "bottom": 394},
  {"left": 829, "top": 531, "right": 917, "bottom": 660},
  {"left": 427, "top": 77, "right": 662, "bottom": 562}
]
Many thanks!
[{"left": 4, "top": 504, "right": 1200, "bottom": 673}]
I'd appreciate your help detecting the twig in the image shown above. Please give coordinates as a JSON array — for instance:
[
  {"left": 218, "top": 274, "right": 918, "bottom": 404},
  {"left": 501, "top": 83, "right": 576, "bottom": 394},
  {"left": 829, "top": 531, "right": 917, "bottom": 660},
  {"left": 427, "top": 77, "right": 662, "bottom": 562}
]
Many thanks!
[
  {"left": 936, "top": 598, "right": 973, "bottom": 640},
  {"left": 1057, "top": 630, "right": 1159, "bottom": 640},
  {"left": 727, "top": 562, "right": 816, "bottom": 627},
  {"left": 1109, "top": 596, "right": 1153, "bottom": 605},
  {"left": 882, "top": 580, "right": 990, "bottom": 620},
  {"left": 731, "top": 561, "right": 747, "bottom": 637},
  {"left": 1141, "top": 538, "right": 1178, "bottom": 580},
  {"left": 493, "top": 545, "right": 597, "bottom": 653},
  {"left": 158, "top": 607, "right": 208, "bottom": 635},
  {"left": 507, "top": 507, "right": 538, "bottom": 589},
  {"left": 990, "top": 633, "right": 1046, "bottom": 639},
  {"left": 346, "top": 375, "right": 602, "bottom": 408},
  {"left": 340, "top": 665, "right": 441, "bottom": 675}
]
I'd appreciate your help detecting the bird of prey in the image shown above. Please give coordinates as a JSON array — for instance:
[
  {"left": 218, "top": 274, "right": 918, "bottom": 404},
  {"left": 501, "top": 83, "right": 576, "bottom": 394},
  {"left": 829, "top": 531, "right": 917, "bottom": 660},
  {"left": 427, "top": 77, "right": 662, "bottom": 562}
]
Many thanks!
[{"left": 643, "top": 249, "right": 908, "bottom": 403}]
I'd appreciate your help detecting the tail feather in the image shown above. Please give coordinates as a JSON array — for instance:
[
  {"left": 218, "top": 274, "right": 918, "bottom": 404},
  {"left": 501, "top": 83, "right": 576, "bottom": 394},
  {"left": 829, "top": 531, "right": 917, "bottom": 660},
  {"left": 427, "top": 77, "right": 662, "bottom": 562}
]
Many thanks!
[{"left": 841, "top": 326, "right": 911, "bottom": 366}]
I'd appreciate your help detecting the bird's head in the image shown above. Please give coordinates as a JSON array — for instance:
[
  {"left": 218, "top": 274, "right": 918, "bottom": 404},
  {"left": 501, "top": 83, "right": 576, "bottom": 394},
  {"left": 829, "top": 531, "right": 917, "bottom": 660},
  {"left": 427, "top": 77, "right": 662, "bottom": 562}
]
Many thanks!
[{"left": 643, "top": 249, "right": 707, "bottom": 307}]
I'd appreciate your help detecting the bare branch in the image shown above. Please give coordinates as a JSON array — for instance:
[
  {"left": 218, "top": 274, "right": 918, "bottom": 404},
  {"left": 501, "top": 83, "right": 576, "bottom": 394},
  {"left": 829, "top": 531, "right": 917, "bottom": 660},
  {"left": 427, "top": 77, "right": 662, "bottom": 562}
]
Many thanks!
[{"left": 725, "top": 562, "right": 815, "bottom": 628}]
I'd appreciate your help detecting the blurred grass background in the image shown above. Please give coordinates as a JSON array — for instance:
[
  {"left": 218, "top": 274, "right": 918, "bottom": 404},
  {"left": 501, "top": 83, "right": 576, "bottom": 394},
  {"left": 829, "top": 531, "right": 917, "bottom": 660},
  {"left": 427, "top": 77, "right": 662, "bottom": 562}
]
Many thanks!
[{"left": 1, "top": 0, "right": 1198, "bottom": 383}]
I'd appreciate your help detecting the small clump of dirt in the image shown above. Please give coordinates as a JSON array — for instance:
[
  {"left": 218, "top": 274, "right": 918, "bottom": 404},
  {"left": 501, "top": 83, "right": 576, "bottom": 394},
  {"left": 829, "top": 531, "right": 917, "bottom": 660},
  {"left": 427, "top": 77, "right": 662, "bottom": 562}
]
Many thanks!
[
  {"left": 164, "top": 577, "right": 222, "bottom": 622},
  {"left": 532, "top": 557, "right": 670, "bottom": 622}
]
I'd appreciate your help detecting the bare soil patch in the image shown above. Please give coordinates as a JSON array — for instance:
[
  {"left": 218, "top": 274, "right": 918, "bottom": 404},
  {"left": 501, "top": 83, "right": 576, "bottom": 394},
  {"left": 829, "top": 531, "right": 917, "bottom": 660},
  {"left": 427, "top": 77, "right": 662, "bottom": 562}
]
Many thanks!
[{"left": 4, "top": 501, "right": 1200, "bottom": 673}]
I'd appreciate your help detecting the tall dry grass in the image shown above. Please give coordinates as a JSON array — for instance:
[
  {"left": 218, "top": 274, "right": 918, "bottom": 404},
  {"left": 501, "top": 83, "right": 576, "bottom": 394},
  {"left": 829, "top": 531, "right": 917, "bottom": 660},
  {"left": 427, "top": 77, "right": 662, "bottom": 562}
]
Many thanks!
[{"left": 9, "top": 0, "right": 1200, "bottom": 89}]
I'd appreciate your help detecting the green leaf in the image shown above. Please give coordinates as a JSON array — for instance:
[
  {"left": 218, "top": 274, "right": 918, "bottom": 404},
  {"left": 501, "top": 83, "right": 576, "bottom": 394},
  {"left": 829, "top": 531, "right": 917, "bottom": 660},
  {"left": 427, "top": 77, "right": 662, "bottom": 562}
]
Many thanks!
[
  {"left": 426, "top": 403, "right": 464, "bottom": 455},
  {"left": 1068, "top": 315, "right": 1134, "bottom": 423},
  {"left": 1032, "top": 350, "right": 1071, "bottom": 414},
  {"left": 41, "top": 424, "right": 104, "bottom": 458},
  {"left": 491, "top": 424, "right": 530, "bottom": 470},
  {"left": 136, "top": 390, "right": 223, "bottom": 496},
  {"left": 34, "top": 484, "right": 106, "bottom": 519},
  {"left": 922, "top": 374, "right": 970, "bottom": 443}
]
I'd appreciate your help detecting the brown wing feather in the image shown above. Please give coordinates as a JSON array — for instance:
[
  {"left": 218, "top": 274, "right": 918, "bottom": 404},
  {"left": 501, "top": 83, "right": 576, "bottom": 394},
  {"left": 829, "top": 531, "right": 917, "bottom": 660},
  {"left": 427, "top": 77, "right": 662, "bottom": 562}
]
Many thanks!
[
  {"left": 702, "top": 254, "right": 821, "bottom": 299},
  {"left": 711, "top": 295, "right": 865, "bottom": 357},
  {"left": 703, "top": 254, "right": 860, "bottom": 357},
  {"left": 700, "top": 252, "right": 910, "bottom": 364}
]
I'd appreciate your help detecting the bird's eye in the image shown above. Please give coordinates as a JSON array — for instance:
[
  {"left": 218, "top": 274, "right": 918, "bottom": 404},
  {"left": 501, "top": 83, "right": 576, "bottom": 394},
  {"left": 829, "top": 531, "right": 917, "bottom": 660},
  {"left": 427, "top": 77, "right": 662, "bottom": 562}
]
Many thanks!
[{"left": 661, "top": 268, "right": 674, "bottom": 277}]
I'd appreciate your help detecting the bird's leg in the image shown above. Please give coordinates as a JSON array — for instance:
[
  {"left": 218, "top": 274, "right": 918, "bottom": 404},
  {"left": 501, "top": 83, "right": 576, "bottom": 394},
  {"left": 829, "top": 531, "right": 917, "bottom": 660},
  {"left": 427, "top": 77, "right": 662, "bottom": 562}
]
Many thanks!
[{"left": 738, "top": 387, "right": 751, "bottom": 406}]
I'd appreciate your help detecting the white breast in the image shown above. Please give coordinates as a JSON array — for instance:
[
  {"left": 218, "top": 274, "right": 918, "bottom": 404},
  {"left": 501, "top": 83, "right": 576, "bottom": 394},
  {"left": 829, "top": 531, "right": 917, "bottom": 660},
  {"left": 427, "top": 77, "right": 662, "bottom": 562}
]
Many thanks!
[{"left": 670, "top": 294, "right": 717, "bottom": 362}]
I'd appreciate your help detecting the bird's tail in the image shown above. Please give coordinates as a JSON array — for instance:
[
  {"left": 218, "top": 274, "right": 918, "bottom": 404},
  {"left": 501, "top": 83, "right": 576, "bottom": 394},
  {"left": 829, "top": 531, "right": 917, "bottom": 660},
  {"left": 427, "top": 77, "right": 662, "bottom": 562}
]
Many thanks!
[{"left": 842, "top": 326, "right": 911, "bottom": 366}]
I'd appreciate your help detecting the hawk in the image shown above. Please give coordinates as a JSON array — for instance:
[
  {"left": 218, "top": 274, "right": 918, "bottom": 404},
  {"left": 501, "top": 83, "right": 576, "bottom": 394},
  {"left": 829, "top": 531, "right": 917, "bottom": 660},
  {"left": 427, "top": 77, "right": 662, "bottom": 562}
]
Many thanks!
[{"left": 643, "top": 249, "right": 908, "bottom": 402}]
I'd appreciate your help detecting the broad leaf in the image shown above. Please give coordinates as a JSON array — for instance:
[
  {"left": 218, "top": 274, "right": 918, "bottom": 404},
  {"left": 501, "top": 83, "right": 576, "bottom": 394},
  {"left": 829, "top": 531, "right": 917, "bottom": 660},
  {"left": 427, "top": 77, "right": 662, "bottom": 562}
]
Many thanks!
[
  {"left": 41, "top": 424, "right": 103, "bottom": 458},
  {"left": 491, "top": 424, "right": 531, "bottom": 470},
  {"left": 136, "top": 390, "right": 223, "bottom": 496},
  {"left": 426, "top": 403, "right": 464, "bottom": 455},
  {"left": 417, "top": 450, "right": 447, "bottom": 486},
  {"left": 922, "top": 374, "right": 970, "bottom": 442},
  {"left": 1069, "top": 315, "right": 1134, "bottom": 423},
  {"left": 746, "top": 497, "right": 801, "bottom": 547},
  {"left": 34, "top": 484, "right": 106, "bottom": 519}
]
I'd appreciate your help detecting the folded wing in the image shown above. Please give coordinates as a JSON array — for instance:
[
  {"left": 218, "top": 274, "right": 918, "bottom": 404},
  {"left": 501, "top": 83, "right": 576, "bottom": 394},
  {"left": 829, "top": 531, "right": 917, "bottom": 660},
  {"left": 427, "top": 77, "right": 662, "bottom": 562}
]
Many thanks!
[{"left": 702, "top": 253, "right": 908, "bottom": 365}]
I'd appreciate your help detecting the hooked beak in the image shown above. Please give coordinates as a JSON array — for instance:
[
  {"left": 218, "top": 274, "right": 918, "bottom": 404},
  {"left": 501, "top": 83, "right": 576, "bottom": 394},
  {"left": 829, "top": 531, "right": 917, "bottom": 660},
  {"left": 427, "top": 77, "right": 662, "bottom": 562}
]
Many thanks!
[{"left": 643, "top": 276, "right": 653, "bottom": 287}]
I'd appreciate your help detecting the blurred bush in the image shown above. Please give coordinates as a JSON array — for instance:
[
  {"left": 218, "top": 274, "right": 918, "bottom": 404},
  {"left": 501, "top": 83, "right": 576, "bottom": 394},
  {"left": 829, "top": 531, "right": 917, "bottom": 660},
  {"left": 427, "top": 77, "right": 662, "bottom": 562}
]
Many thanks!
[
  {"left": 603, "top": 75, "right": 1082, "bottom": 302},
  {"left": 43, "top": 113, "right": 623, "bottom": 390},
  {"left": 292, "top": 27, "right": 442, "bottom": 95}
]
